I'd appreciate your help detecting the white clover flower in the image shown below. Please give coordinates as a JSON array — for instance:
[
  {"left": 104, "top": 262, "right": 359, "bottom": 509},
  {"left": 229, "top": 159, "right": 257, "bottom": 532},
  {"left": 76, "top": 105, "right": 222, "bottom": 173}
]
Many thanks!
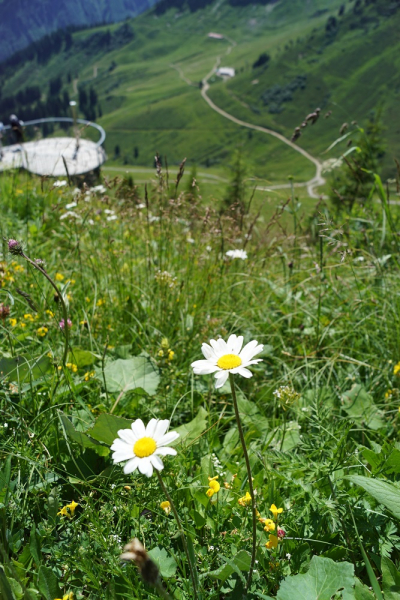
[
  {"left": 111, "top": 419, "right": 179, "bottom": 477},
  {"left": 91, "top": 185, "right": 107, "bottom": 194},
  {"left": 226, "top": 249, "right": 248, "bottom": 260},
  {"left": 65, "top": 201, "right": 77, "bottom": 210},
  {"left": 107, "top": 215, "right": 118, "bottom": 221},
  {"left": 191, "top": 334, "right": 263, "bottom": 389},
  {"left": 53, "top": 180, "right": 67, "bottom": 188},
  {"left": 104, "top": 209, "right": 114, "bottom": 215}
]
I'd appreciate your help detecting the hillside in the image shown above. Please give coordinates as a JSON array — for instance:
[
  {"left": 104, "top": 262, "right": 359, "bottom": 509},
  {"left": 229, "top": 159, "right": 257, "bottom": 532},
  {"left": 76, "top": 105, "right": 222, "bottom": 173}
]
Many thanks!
[
  {"left": 0, "top": 0, "right": 398, "bottom": 188},
  {"left": 0, "top": 0, "right": 158, "bottom": 62}
]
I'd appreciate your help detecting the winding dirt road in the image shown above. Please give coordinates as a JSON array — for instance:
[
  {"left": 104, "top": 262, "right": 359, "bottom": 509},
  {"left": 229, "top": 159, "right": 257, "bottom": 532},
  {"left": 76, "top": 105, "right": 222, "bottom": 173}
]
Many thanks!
[{"left": 172, "top": 39, "right": 326, "bottom": 198}]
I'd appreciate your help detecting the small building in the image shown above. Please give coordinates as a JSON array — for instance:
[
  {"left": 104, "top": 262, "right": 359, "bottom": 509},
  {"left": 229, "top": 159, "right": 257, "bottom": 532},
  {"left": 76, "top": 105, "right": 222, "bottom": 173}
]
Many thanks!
[
  {"left": 208, "top": 32, "right": 224, "bottom": 39},
  {"left": 216, "top": 67, "right": 235, "bottom": 78}
]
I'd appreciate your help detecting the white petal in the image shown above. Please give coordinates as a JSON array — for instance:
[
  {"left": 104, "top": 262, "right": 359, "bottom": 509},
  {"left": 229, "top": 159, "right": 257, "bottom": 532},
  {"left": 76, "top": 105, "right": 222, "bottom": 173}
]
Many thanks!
[
  {"left": 157, "top": 431, "right": 180, "bottom": 446},
  {"left": 112, "top": 449, "right": 134, "bottom": 463},
  {"left": 111, "top": 439, "right": 132, "bottom": 452},
  {"left": 145, "top": 418, "right": 158, "bottom": 438},
  {"left": 155, "top": 446, "right": 177, "bottom": 456},
  {"left": 209, "top": 338, "right": 221, "bottom": 353},
  {"left": 216, "top": 338, "right": 227, "bottom": 354},
  {"left": 123, "top": 457, "right": 140, "bottom": 474},
  {"left": 232, "top": 335, "right": 244, "bottom": 355},
  {"left": 154, "top": 419, "right": 170, "bottom": 441},
  {"left": 138, "top": 457, "right": 153, "bottom": 477},
  {"left": 191, "top": 360, "right": 219, "bottom": 374},
  {"left": 215, "top": 371, "right": 229, "bottom": 389},
  {"left": 242, "top": 358, "right": 263, "bottom": 367},
  {"left": 131, "top": 419, "right": 146, "bottom": 438},
  {"left": 240, "top": 341, "right": 263, "bottom": 362},
  {"left": 201, "top": 343, "right": 215, "bottom": 359},
  {"left": 117, "top": 428, "right": 136, "bottom": 444},
  {"left": 237, "top": 367, "right": 253, "bottom": 378},
  {"left": 226, "top": 334, "right": 238, "bottom": 351},
  {"left": 150, "top": 454, "right": 164, "bottom": 471}
]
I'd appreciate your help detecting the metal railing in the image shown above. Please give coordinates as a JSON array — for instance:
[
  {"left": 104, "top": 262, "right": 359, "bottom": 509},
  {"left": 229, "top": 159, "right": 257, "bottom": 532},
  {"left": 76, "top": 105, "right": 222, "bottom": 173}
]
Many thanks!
[{"left": 2, "top": 117, "right": 106, "bottom": 147}]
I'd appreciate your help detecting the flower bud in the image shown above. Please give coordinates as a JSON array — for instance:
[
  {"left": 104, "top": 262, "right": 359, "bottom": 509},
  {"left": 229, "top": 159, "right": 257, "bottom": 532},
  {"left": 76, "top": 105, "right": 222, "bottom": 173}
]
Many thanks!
[
  {"left": 8, "top": 239, "right": 23, "bottom": 256},
  {"left": 0, "top": 304, "right": 10, "bottom": 320},
  {"left": 120, "top": 539, "right": 160, "bottom": 587}
]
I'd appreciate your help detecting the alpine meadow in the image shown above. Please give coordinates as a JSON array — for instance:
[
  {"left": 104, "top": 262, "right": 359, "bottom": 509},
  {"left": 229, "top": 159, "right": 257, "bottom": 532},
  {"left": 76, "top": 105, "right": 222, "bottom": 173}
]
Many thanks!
[{"left": 1, "top": 0, "right": 400, "bottom": 599}]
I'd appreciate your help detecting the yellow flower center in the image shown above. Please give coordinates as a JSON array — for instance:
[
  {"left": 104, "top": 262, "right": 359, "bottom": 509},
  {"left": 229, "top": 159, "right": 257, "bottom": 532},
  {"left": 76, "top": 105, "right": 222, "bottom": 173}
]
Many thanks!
[
  {"left": 134, "top": 437, "right": 157, "bottom": 458},
  {"left": 217, "top": 354, "right": 242, "bottom": 370}
]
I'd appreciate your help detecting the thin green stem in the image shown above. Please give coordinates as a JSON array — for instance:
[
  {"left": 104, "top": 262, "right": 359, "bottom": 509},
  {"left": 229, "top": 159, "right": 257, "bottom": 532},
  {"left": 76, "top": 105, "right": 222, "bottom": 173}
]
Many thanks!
[
  {"left": 229, "top": 374, "right": 257, "bottom": 592},
  {"left": 22, "top": 253, "right": 70, "bottom": 366},
  {"left": 156, "top": 470, "right": 198, "bottom": 600}
]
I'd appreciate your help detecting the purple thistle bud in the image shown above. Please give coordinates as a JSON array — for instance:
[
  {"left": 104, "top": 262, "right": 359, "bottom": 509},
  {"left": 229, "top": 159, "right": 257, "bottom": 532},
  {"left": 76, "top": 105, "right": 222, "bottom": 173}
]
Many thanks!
[
  {"left": 59, "top": 318, "right": 72, "bottom": 330},
  {"left": 8, "top": 239, "right": 23, "bottom": 256},
  {"left": 277, "top": 528, "right": 286, "bottom": 539},
  {"left": 0, "top": 303, "right": 10, "bottom": 320}
]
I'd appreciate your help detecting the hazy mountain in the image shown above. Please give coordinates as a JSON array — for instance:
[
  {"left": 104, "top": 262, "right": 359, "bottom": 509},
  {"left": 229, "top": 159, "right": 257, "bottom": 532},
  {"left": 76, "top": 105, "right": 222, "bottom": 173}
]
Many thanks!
[{"left": 0, "top": 0, "right": 159, "bottom": 61}]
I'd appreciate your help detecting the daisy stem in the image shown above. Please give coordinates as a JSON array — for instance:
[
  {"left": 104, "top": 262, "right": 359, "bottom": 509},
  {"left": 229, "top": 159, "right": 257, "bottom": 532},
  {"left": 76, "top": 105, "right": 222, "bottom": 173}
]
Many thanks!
[
  {"left": 155, "top": 471, "right": 198, "bottom": 600},
  {"left": 229, "top": 373, "right": 257, "bottom": 592}
]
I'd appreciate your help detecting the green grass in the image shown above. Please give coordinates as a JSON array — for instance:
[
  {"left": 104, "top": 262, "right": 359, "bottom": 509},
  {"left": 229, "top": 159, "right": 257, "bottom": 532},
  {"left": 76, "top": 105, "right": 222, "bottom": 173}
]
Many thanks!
[{"left": 0, "top": 160, "right": 400, "bottom": 598}]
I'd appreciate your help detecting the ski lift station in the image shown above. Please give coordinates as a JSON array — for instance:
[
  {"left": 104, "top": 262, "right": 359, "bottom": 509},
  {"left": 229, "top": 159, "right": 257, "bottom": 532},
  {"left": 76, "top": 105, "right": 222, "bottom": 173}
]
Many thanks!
[{"left": 0, "top": 112, "right": 106, "bottom": 177}]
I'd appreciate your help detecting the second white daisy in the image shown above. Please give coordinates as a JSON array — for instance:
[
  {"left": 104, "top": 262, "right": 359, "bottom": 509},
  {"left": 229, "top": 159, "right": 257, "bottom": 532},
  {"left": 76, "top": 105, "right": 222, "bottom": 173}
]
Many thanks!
[
  {"left": 191, "top": 334, "right": 263, "bottom": 389},
  {"left": 111, "top": 418, "right": 179, "bottom": 477}
]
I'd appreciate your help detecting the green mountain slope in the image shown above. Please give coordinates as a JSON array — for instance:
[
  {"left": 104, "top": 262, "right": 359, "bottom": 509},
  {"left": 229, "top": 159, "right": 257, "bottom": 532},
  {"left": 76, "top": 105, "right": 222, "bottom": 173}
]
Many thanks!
[
  {"left": 0, "top": 0, "right": 398, "bottom": 186},
  {"left": 0, "top": 0, "right": 158, "bottom": 62}
]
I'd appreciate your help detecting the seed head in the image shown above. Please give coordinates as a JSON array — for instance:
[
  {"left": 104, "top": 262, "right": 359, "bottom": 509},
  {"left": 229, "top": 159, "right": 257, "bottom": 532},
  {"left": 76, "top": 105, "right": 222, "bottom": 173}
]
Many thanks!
[
  {"left": 120, "top": 538, "right": 160, "bottom": 587},
  {"left": 0, "top": 304, "right": 10, "bottom": 320}
]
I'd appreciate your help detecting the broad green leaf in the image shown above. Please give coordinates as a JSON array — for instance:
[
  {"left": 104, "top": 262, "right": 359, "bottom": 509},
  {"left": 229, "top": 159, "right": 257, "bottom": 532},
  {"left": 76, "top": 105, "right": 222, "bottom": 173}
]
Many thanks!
[
  {"left": 86, "top": 413, "right": 133, "bottom": 446},
  {"left": 37, "top": 566, "right": 61, "bottom": 600},
  {"left": 0, "top": 354, "right": 51, "bottom": 383},
  {"left": 354, "top": 578, "right": 376, "bottom": 599},
  {"left": 382, "top": 557, "right": 400, "bottom": 599},
  {"left": 101, "top": 356, "right": 160, "bottom": 395},
  {"left": 59, "top": 413, "right": 110, "bottom": 456},
  {"left": 277, "top": 556, "right": 354, "bottom": 600},
  {"left": 8, "top": 577, "right": 23, "bottom": 600},
  {"left": 342, "top": 384, "right": 385, "bottom": 430},
  {"left": 206, "top": 550, "right": 251, "bottom": 582},
  {"left": 348, "top": 475, "right": 400, "bottom": 520},
  {"left": 174, "top": 407, "right": 208, "bottom": 446},
  {"left": 68, "top": 347, "right": 98, "bottom": 368},
  {"left": 148, "top": 547, "right": 177, "bottom": 578}
]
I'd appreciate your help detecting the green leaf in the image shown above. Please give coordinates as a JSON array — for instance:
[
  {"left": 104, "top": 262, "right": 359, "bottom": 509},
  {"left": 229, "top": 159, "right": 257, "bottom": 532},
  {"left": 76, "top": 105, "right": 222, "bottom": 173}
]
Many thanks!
[
  {"left": 8, "top": 577, "right": 23, "bottom": 600},
  {"left": 47, "top": 487, "right": 59, "bottom": 525},
  {"left": 382, "top": 557, "right": 400, "bottom": 599},
  {"left": 29, "top": 523, "right": 41, "bottom": 566},
  {"left": 0, "top": 354, "right": 51, "bottom": 383},
  {"left": 37, "top": 566, "right": 61, "bottom": 600},
  {"left": 354, "top": 578, "right": 376, "bottom": 599},
  {"left": 59, "top": 413, "right": 110, "bottom": 456},
  {"left": 86, "top": 413, "right": 133, "bottom": 446},
  {"left": 342, "top": 384, "right": 385, "bottom": 430},
  {"left": 206, "top": 550, "right": 251, "bottom": 582},
  {"left": 277, "top": 556, "right": 354, "bottom": 600},
  {"left": 0, "top": 566, "right": 14, "bottom": 600},
  {"left": 148, "top": 547, "right": 177, "bottom": 578},
  {"left": 101, "top": 356, "right": 160, "bottom": 395},
  {"left": 68, "top": 347, "right": 98, "bottom": 368},
  {"left": 348, "top": 475, "right": 400, "bottom": 520},
  {"left": 174, "top": 407, "right": 208, "bottom": 446}
]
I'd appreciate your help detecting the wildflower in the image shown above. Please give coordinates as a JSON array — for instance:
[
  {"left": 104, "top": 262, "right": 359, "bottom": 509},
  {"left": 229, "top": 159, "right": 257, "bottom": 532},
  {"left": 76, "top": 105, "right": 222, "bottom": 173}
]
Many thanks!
[
  {"left": 263, "top": 519, "right": 276, "bottom": 532},
  {"left": 238, "top": 492, "right": 252, "bottom": 507},
  {"left": 66, "top": 363, "right": 78, "bottom": 373},
  {"left": 46, "top": 310, "right": 55, "bottom": 317},
  {"left": 160, "top": 501, "right": 171, "bottom": 515},
  {"left": 53, "top": 180, "right": 67, "bottom": 188},
  {"left": 24, "top": 313, "right": 34, "bottom": 322},
  {"left": 394, "top": 362, "right": 400, "bottom": 376},
  {"left": 161, "top": 338, "right": 169, "bottom": 349},
  {"left": 206, "top": 476, "right": 220, "bottom": 498},
  {"left": 57, "top": 506, "right": 69, "bottom": 517},
  {"left": 154, "top": 270, "right": 177, "bottom": 288},
  {"left": 273, "top": 386, "right": 300, "bottom": 410},
  {"left": 266, "top": 534, "right": 279, "bottom": 550},
  {"left": 37, "top": 326, "right": 48, "bottom": 337},
  {"left": 66, "top": 202, "right": 77, "bottom": 210},
  {"left": 120, "top": 538, "right": 160, "bottom": 587},
  {"left": 0, "top": 304, "right": 10, "bottom": 320},
  {"left": 59, "top": 318, "right": 72, "bottom": 329},
  {"left": 226, "top": 249, "right": 248, "bottom": 260},
  {"left": 54, "top": 593, "right": 74, "bottom": 600},
  {"left": 96, "top": 298, "right": 105, "bottom": 307},
  {"left": 157, "top": 350, "right": 164, "bottom": 357},
  {"left": 385, "top": 389, "right": 393, "bottom": 399},
  {"left": 55, "top": 273, "right": 64, "bottom": 282},
  {"left": 277, "top": 528, "right": 286, "bottom": 539},
  {"left": 111, "top": 419, "right": 180, "bottom": 477},
  {"left": 270, "top": 504, "right": 283, "bottom": 519},
  {"left": 191, "top": 334, "right": 263, "bottom": 389},
  {"left": 67, "top": 500, "right": 78, "bottom": 516},
  {"left": 8, "top": 239, "right": 23, "bottom": 256},
  {"left": 84, "top": 371, "right": 95, "bottom": 381},
  {"left": 168, "top": 349, "right": 174, "bottom": 361}
]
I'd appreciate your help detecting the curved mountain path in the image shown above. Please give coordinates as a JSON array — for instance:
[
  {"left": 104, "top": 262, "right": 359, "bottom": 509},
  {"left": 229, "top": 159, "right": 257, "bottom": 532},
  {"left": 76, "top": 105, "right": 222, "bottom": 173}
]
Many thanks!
[{"left": 172, "top": 38, "right": 326, "bottom": 198}]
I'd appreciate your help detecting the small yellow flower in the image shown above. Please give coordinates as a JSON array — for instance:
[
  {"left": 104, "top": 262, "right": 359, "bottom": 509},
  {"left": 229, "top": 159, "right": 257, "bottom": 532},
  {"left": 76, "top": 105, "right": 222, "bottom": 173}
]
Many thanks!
[
  {"left": 263, "top": 519, "right": 276, "bottom": 532},
  {"left": 9, "top": 318, "right": 17, "bottom": 327},
  {"left": 168, "top": 349, "right": 175, "bottom": 361},
  {"left": 54, "top": 593, "right": 74, "bottom": 600},
  {"left": 385, "top": 389, "right": 393, "bottom": 399},
  {"left": 67, "top": 500, "right": 78, "bottom": 515},
  {"left": 394, "top": 362, "right": 400, "bottom": 375},
  {"left": 67, "top": 279, "right": 76, "bottom": 285},
  {"left": 238, "top": 492, "right": 252, "bottom": 507},
  {"left": 161, "top": 338, "right": 169, "bottom": 349},
  {"left": 206, "top": 476, "right": 220, "bottom": 497},
  {"left": 37, "top": 327, "right": 48, "bottom": 337},
  {"left": 66, "top": 363, "right": 78, "bottom": 373},
  {"left": 270, "top": 504, "right": 283, "bottom": 518},
  {"left": 160, "top": 501, "right": 171, "bottom": 515},
  {"left": 96, "top": 298, "right": 105, "bottom": 307},
  {"left": 57, "top": 506, "right": 69, "bottom": 517},
  {"left": 20, "top": 322, "right": 26, "bottom": 328},
  {"left": 85, "top": 297, "right": 90, "bottom": 303},
  {"left": 55, "top": 273, "right": 64, "bottom": 282},
  {"left": 266, "top": 534, "right": 279, "bottom": 549},
  {"left": 46, "top": 310, "right": 55, "bottom": 318},
  {"left": 158, "top": 350, "right": 164, "bottom": 357},
  {"left": 84, "top": 371, "right": 95, "bottom": 381},
  {"left": 24, "top": 313, "right": 34, "bottom": 322}
]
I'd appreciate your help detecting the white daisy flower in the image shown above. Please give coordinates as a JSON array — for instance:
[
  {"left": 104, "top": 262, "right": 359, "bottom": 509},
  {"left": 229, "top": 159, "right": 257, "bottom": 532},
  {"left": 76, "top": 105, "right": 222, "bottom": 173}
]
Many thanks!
[
  {"left": 226, "top": 249, "right": 248, "bottom": 260},
  {"left": 111, "top": 418, "right": 179, "bottom": 477},
  {"left": 191, "top": 334, "right": 263, "bottom": 389}
]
